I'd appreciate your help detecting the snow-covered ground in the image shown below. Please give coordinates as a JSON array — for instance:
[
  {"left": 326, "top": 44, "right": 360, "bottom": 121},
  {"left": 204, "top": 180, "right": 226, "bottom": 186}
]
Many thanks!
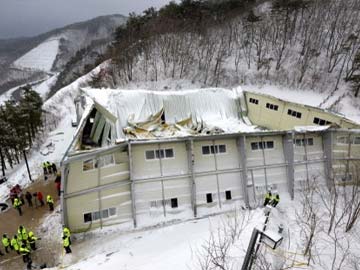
[{"left": 13, "top": 38, "right": 60, "bottom": 72}]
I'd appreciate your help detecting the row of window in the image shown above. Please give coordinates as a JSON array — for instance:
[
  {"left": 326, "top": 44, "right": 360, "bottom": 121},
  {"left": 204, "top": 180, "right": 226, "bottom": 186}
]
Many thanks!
[
  {"left": 288, "top": 109, "right": 302, "bottom": 119},
  {"left": 337, "top": 136, "right": 360, "bottom": 145},
  {"left": 249, "top": 98, "right": 259, "bottom": 104},
  {"left": 313, "top": 117, "right": 332, "bottom": 126},
  {"left": 149, "top": 191, "right": 233, "bottom": 210},
  {"left": 202, "top": 144, "right": 227, "bottom": 155},
  {"left": 293, "top": 138, "right": 314, "bottom": 146},
  {"left": 266, "top": 103, "right": 279, "bottom": 111},
  {"left": 83, "top": 207, "right": 117, "bottom": 223},
  {"left": 150, "top": 198, "right": 179, "bottom": 208},
  {"left": 83, "top": 154, "right": 115, "bottom": 171},
  {"left": 206, "top": 190, "right": 232, "bottom": 203},
  {"left": 145, "top": 148, "right": 175, "bottom": 160},
  {"left": 250, "top": 141, "right": 274, "bottom": 150},
  {"left": 248, "top": 98, "right": 337, "bottom": 125}
]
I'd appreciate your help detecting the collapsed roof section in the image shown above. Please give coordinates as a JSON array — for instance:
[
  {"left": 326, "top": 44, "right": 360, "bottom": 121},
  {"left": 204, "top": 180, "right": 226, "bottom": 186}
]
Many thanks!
[{"left": 70, "top": 87, "right": 257, "bottom": 151}]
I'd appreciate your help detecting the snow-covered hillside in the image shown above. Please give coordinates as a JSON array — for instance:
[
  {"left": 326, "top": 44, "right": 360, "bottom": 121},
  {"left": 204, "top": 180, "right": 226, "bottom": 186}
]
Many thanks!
[{"left": 13, "top": 38, "right": 60, "bottom": 72}]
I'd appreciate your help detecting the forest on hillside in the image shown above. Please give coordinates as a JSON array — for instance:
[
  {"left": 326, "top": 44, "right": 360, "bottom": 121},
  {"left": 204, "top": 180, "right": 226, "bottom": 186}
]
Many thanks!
[{"left": 87, "top": 0, "right": 360, "bottom": 99}]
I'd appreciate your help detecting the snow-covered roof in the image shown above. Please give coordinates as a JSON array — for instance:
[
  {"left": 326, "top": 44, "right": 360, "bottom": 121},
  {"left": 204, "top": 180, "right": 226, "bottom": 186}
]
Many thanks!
[{"left": 80, "top": 87, "right": 258, "bottom": 141}]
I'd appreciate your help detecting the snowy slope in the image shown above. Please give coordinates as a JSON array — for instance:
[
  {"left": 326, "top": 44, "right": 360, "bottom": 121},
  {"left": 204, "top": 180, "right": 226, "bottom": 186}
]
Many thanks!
[{"left": 13, "top": 38, "right": 60, "bottom": 72}]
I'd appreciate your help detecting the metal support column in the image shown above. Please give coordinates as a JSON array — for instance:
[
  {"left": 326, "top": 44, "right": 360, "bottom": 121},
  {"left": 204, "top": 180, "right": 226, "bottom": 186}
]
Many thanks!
[
  {"left": 282, "top": 133, "right": 295, "bottom": 199},
  {"left": 158, "top": 143, "right": 167, "bottom": 217},
  {"left": 323, "top": 131, "right": 333, "bottom": 189},
  {"left": 96, "top": 155, "right": 103, "bottom": 229},
  {"left": 237, "top": 136, "right": 250, "bottom": 208},
  {"left": 128, "top": 142, "right": 137, "bottom": 228},
  {"left": 187, "top": 140, "right": 197, "bottom": 217},
  {"left": 260, "top": 136, "right": 269, "bottom": 189},
  {"left": 60, "top": 164, "right": 68, "bottom": 227},
  {"left": 212, "top": 140, "right": 222, "bottom": 209}
]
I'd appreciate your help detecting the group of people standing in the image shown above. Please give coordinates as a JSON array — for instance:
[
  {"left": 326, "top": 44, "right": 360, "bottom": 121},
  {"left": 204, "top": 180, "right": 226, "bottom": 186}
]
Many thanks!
[
  {"left": 12, "top": 191, "right": 55, "bottom": 216},
  {"left": 1, "top": 225, "right": 72, "bottom": 269},
  {"left": 1, "top": 225, "right": 39, "bottom": 268},
  {"left": 42, "top": 161, "right": 57, "bottom": 180},
  {"left": 263, "top": 190, "right": 280, "bottom": 207}
]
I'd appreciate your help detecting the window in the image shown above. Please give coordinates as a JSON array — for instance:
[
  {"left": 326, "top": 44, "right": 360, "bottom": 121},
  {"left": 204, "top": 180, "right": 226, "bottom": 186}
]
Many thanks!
[
  {"left": 313, "top": 117, "right": 331, "bottom": 126},
  {"left": 287, "top": 109, "right": 302, "bottom": 119},
  {"left": 84, "top": 213, "right": 92, "bottom": 223},
  {"left": 250, "top": 141, "right": 274, "bottom": 150},
  {"left": 82, "top": 154, "right": 115, "bottom": 171},
  {"left": 171, "top": 198, "right": 178, "bottom": 208},
  {"left": 266, "top": 103, "right": 279, "bottom": 111},
  {"left": 145, "top": 148, "right": 175, "bottom": 160},
  {"left": 354, "top": 137, "right": 360, "bottom": 144},
  {"left": 202, "top": 144, "right": 227, "bottom": 155},
  {"left": 206, "top": 193, "right": 213, "bottom": 203},
  {"left": 83, "top": 159, "right": 95, "bottom": 171},
  {"left": 98, "top": 155, "right": 114, "bottom": 168},
  {"left": 165, "top": 148, "right": 174, "bottom": 158},
  {"left": 249, "top": 98, "right": 259, "bottom": 105},
  {"left": 146, "top": 150, "right": 155, "bottom": 160},
  {"left": 337, "top": 136, "right": 349, "bottom": 145},
  {"left": 202, "top": 146, "right": 210, "bottom": 155},
  {"left": 294, "top": 138, "right": 314, "bottom": 146},
  {"left": 83, "top": 207, "right": 117, "bottom": 223},
  {"left": 225, "top": 190, "right": 232, "bottom": 200},
  {"left": 219, "top": 145, "right": 226, "bottom": 153}
]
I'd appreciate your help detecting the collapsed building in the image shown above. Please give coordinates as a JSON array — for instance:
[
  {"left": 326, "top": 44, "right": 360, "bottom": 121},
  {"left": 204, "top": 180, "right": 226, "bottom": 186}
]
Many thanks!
[{"left": 61, "top": 88, "right": 360, "bottom": 232}]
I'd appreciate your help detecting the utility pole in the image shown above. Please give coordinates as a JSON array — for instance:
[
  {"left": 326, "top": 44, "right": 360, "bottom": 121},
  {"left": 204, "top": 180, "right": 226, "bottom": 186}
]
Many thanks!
[{"left": 23, "top": 149, "right": 33, "bottom": 182}]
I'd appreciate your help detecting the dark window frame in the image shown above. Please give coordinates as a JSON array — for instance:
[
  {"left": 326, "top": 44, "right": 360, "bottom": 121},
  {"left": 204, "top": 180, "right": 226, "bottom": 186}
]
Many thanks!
[
  {"left": 206, "top": 193, "right": 213, "bottom": 203},
  {"left": 171, "top": 198, "right": 178, "bottom": 208},
  {"left": 225, "top": 190, "right": 232, "bottom": 200}
]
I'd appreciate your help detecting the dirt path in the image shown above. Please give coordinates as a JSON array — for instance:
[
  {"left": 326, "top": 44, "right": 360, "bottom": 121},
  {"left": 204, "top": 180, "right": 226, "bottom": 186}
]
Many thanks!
[{"left": 0, "top": 174, "right": 60, "bottom": 269}]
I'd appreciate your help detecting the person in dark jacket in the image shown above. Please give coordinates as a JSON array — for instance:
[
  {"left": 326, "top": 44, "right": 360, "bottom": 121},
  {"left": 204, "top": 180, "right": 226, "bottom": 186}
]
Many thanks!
[
  {"left": 25, "top": 191, "right": 33, "bottom": 207},
  {"left": 52, "top": 163, "right": 58, "bottom": 174}
]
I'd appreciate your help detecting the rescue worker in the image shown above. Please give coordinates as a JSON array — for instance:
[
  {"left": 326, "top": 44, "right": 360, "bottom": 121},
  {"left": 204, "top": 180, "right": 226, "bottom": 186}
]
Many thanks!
[
  {"left": 263, "top": 190, "right": 272, "bottom": 207},
  {"left": 2, "top": 234, "right": 10, "bottom": 253},
  {"left": 28, "top": 231, "right": 38, "bottom": 251},
  {"left": 13, "top": 197, "right": 23, "bottom": 216},
  {"left": 63, "top": 227, "right": 71, "bottom": 245},
  {"left": 20, "top": 243, "right": 31, "bottom": 263},
  {"left": 271, "top": 194, "right": 280, "bottom": 207},
  {"left": 11, "top": 235, "right": 20, "bottom": 254},
  {"left": 63, "top": 235, "right": 72, "bottom": 254},
  {"left": 46, "top": 194, "right": 54, "bottom": 211},
  {"left": 18, "top": 225, "right": 28, "bottom": 244},
  {"left": 42, "top": 162, "right": 47, "bottom": 175},
  {"left": 46, "top": 161, "right": 52, "bottom": 174}
]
